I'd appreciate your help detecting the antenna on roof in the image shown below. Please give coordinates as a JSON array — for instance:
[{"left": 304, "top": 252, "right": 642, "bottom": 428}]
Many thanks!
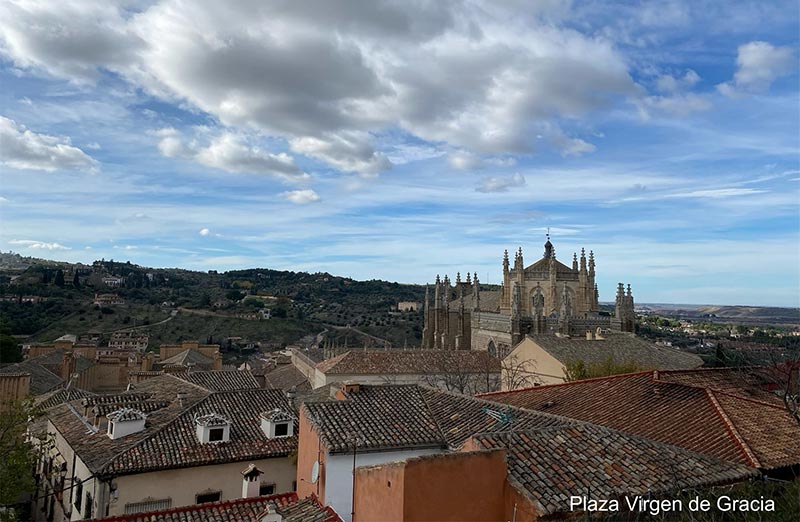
[{"left": 482, "top": 406, "right": 515, "bottom": 431}]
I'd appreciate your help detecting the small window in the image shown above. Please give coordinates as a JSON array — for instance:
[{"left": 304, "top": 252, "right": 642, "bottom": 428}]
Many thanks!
[
  {"left": 196, "top": 491, "right": 221, "bottom": 504},
  {"left": 292, "top": 481, "right": 297, "bottom": 491},
  {"left": 274, "top": 422, "right": 289, "bottom": 437},
  {"left": 74, "top": 481, "right": 83, "bottom": 510},
  {"left": 208, "top": 428, "right": 224, "bottom": 442},
  {"left": 259, "top": 483, "right": 275, "bottom": 496},
  {"left": 109, "top": 422, "right": 114, "bottom": 436},
  {"left": 85, "top": 492, "right": 93, "bottom": 519}
]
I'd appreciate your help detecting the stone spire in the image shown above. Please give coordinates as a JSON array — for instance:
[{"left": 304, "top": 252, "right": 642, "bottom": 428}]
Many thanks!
[
  {"left": 572, "top": 252, "right": 578, "bottom": 271},
  {"left": 456, "top": 272, "right": 461, "bottom": 284},
  {"left": 472, "top": 273, "right": 481, "bottom": 312},
  {"left": 503, "top": 249, "right": 510, "bottom": 273},
  {"left": 466, "top": 272, "right": 471, "bottom": 284},
  {"left": 580, "top": 247, "right": 587, "bottom": 272},
  {"left": 588, "top": 250, "right": 595, "bottom": 275}
]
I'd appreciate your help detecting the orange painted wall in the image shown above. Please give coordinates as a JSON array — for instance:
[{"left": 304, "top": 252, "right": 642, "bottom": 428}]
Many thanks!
[
  {"left": 354, "top": 449, "right": 507, "bottom": 522},
  {"left": 296, "top": 407, "right": 327, "bottom": 503},
  {"left": 353, "top": 461, "right": 405, "bottom": 522}
]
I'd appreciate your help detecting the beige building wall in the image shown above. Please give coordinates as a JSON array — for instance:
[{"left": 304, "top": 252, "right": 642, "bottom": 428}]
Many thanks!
[
  {"left": 159, "top": 342, "right": 219, "bottom": 360},
  {"left": 111, "top": 456, "right": 296, "bottom": 517},
  {"left": 0, "top": 373, "right": 30, "bottom": 411},
  {"left": 39, "top": 418, "right": 295, "bottom": 520},
  {"left": 502, "top": 338, "right": 566, "bottom": 390}
]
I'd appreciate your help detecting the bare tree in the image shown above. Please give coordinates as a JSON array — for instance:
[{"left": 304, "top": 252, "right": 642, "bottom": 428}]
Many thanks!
[{"left": 500, "top": 353, "right": 542, "bottom": 391}]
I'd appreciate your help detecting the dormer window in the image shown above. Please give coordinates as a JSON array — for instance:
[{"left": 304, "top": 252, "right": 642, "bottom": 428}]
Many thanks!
[
  {"left": 195, "top": 413, "right": 231, "bottom": 443},
  {"left": 260, "top": 409, "right": 294, "bottom": 439},
  {"left": 106, "top": 408, "right": 146, "bottom": 440}
]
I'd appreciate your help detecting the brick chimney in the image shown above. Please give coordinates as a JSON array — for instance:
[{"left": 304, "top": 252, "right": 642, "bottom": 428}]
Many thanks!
[{"left": 61, "top": 351, "right": 76, "bottom": 382}]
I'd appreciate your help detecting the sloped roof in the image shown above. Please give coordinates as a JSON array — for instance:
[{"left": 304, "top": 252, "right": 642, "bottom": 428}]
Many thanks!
[
  {"left": 263, "top": 364, "right": 311, "bottom": 391},
  {"left": 172, "top": 370, "right": 260, "bottom": 391},
  {"left": 159, "top": 348, "right": 214, "bottom": 367},
  {"left": 112, "top": 388, "right": 295, "bottom": 474},
  {"left": 36, "top": 387, "right": 94, "bottom": 410},
  {"left": 316, "top": 350, "right": 500, "bottom": 375},
  {"left": 527, "top": 332, "right": 703, "bottom": 369},
  {"left": 302, "top": 384, "right": 573, "bottom": 454},
  {"left": 480, "top": 368, "right": 800, "bottom": 470},
  {"left": 91, "top": 492, "right": 341, "bottom": 522},
  {"left": 47, "top": 375, "right": 211, "bottom": 473},
  {"left": 474, "top": 425, "right": 757, "bottom": 516},
  {"left": 1, "top": 356, "right": 64, "bottom": 395}
]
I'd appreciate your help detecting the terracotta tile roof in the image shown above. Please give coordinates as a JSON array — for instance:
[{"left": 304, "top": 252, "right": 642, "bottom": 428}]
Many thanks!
[
  {"left": 528, "top": 332, "right": 703, "bottom": 369},
  {"left": 418, "top": 387, "right": 573, "bottom": 448},
  {"left": 90, "top": 492, "right": 341, "bottom": 522},
  {"left": 263, "top": 364, "right": 311, "bottom": 391},
  {"left": 655, "top": 367, "right": 783, "bottom": 405},
  {"left": 303, "top": 384, "right": 573, "bottom": 454},
  {"left": 171, "top": 370, "right": 260, "bottom": 391},
  {"left": 480, "top": 369, "right": 800, "bottom": 470},
  {"left": 304, "top": 385, "right": 443, "bottom": 453},
  {"left": 36, "top": 388, "right": 95, "bottom": 410},
  {"left": 47, "top": 376, "right": 211, "bottom": 473},
  {"left": 158, "top": 348, "right": 214, "bottom": 367},
  {"left": 92, "top": 400, "right": 169, "bottom": 417},
  {"left": 474, "top": 425, "right": 758, "bottom": 516},
  {"left": 316, "top": 350, "right": 500, "bottom": 375},
  {"left": 105, "top": 389, "right": 296, "bottom": 474}
]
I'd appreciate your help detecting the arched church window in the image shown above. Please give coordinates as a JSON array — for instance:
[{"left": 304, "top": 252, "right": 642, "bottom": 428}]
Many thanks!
[{"left": 487, "top": 340, "right": 497, "bottom": 358}]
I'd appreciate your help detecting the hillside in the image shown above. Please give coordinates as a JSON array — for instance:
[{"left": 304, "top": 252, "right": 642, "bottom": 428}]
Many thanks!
[{"left": 0, "top": 255, "right": 428, "bottom": 349}]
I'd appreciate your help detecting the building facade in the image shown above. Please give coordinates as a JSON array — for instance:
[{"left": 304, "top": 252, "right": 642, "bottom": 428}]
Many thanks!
[{"left": 423, "top": 236, "right": 635, "bottom": 356}]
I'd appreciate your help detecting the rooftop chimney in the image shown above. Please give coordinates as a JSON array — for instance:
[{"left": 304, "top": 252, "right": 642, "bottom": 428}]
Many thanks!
[{"left": 241, "top": 463, "right": 264, "bottom": 498}]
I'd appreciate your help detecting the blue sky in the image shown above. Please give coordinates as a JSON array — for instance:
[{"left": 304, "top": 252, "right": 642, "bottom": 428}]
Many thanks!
[{"left": 0, "top": 0, "right": 798, "bottom": 307}]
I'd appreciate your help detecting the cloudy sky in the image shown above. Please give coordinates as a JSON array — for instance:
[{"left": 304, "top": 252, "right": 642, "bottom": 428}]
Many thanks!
[{"left": 0, "top": 0, "right": 798, "bottom": 306}]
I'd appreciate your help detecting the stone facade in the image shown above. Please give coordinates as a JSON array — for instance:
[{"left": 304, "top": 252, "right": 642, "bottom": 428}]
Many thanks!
[{"left": 423, "top": 237, "right": 636, "bottom": 355}]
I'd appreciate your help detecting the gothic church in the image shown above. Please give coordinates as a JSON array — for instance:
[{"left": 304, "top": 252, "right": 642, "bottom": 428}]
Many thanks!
[{"left": 422, "top": 236, "right": 635, "bottom": 356}]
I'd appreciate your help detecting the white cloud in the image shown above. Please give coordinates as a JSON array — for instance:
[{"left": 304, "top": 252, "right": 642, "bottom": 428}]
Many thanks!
[
  {"left": 448, "top": 150, "right": 483, "bottom": 170},
  {"left": 282, "top": 189, "right": 321, "bottom": 204},
  {"left": 638, "top": 70, "right": 710, "bottom": 118},
  {"left": 9, "top": 239, "right": 71, "bottom": 250},
  {"left": 0, "top": 115, "right": 98, "bottom": 172},
  {"left": 290, "top": 133, "right": 391, "bottom": 177},
  {"left": 0, "top": 1, "right": 641, "bottom": 171},
  {"left": 199, "top": 228, "right": 210, "bottom": 236},
  {"left": 476, "top": 172, "right": 526, "bottom": 193},
  {"left": 718, "top": 41, "right": 795, "bottom": 96},
  {"left": 157, "top": 130, "right": 309, "bottom": 181}
]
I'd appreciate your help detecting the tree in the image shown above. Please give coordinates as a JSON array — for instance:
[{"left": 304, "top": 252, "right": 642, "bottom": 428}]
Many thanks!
[
  {"left": 72, "top": 272, "right": 80, "bottom": 289},
  {"left": 0, "top": 319, "right": 22, "bottom": 363},
  {"left": 501, "top": 353, "right": 542, "bottom": 391},
  {"left": 563, "top": 356, "right": 642, "bottom": 382},
  {"left": 53, "top": 269, "right": 64, "bottom": 288},
  {"left": 0, "top": 400, "right": 41, "bottom": 521}
]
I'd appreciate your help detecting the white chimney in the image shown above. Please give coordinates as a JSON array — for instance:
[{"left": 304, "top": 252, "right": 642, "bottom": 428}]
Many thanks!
[
  {"left": 241, "top": 463, "right": 263, "bottom": 498},
  {"left": 106, "top": 408, "right": 146, "bottom": 439}
]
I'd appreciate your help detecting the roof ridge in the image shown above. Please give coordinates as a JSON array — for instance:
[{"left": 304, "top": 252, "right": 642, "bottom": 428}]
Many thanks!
[
  {"left": 711, "top": 389, "right": 789, "bottom": 410},
  {"left": 416, "top": 386, "right": 450, "bottom": 448},
  {"left": 705, "top": 389, "right": 761, "bottom": 468},
  {"left": 477, "top": 370, "right": 653, "bottom": 397},
  {"left": 94, "top": 491, "right": 298, "bottom": 521}
]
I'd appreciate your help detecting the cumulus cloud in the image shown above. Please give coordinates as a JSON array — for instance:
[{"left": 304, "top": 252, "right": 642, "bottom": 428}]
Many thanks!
[
  {"left": 157, "top": 130, "right": 309, "bottom": 181},
  {"left": 0, "top": 115, "right": 98, "bottom": 172},
  {"left": 718, "top": 41, "right": 795, "bottom": 96},
  {"left": 290, "top": 133, "right": 391, "bottom": 177},
  {"left": 199, "top": 228, "right": 210, "bottom": 236},
  {"left": 448, "top": 151, "right": 483, "bottom": 170},
  {"left": 0, "top": 1, "right": 643, "bottom": 171},
  {"left": 476, "top": 172, "right": 526, "bottom": 193},
  {"left": 282, "top": 189, "right": 321, "bottom": 204},
  {"left": 9, "top": 239, "right": 71, "bottom": 250},
  {"left": 638, "top": 70, "right": 710, "bottom": 118}
]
